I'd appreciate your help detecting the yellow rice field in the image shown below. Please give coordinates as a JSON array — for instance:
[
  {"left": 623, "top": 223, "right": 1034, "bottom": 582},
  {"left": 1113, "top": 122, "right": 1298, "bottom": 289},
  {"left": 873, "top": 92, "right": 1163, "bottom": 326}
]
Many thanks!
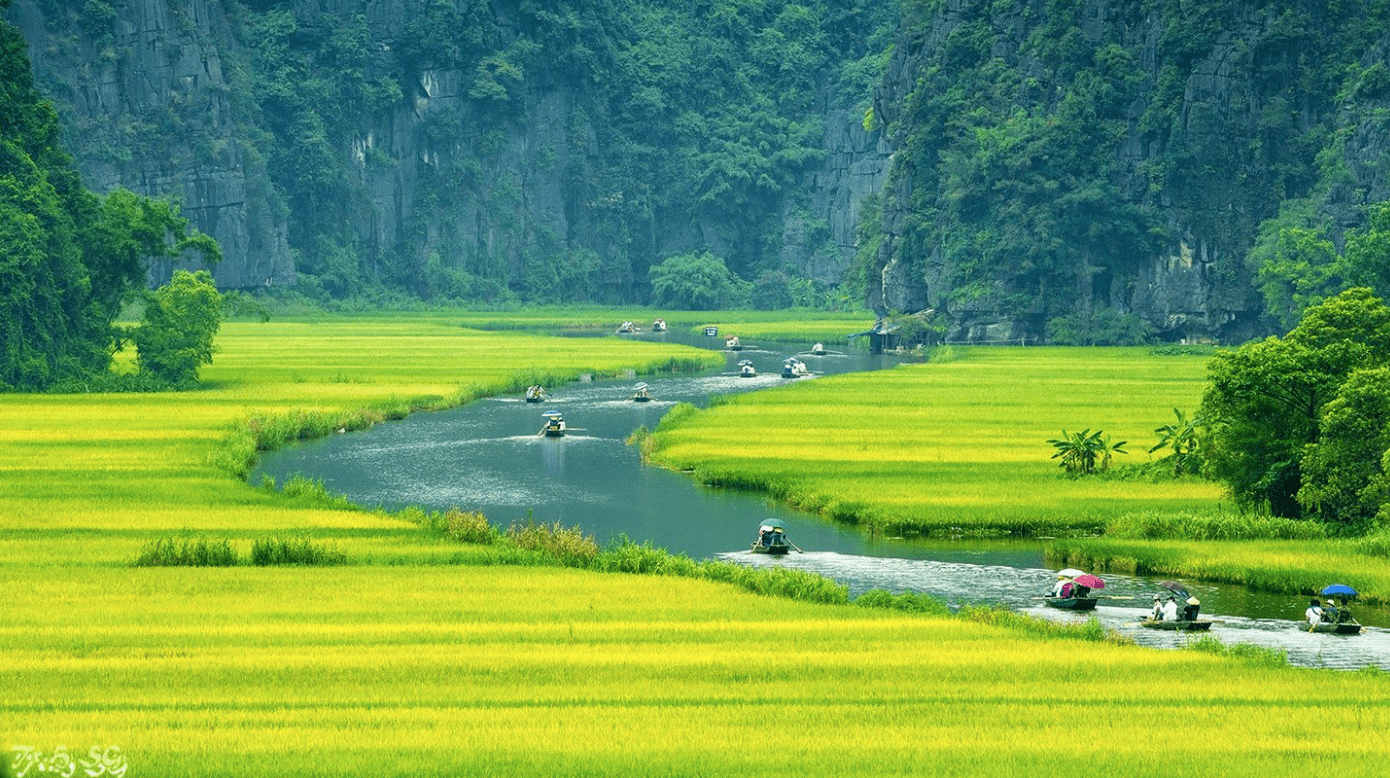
[
  {"left": 5, "top": 315, "right": 1390, "bottom": 776},
  {"left": 649, "top": 346, "right": 1226, "bottom": 534}
]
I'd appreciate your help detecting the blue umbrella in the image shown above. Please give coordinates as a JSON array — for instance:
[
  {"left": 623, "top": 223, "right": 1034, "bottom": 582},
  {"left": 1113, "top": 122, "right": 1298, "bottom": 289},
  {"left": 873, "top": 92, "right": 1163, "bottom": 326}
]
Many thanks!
[{"left": 1320, "top": 584, "right": 1358, "bottom": 597}]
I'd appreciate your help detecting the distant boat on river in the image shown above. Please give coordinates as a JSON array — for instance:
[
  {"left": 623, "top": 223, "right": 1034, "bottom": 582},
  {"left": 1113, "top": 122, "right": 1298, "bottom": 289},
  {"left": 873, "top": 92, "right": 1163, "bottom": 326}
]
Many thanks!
[
  {"left": 1139, "top": 619, "right": 1213, "bottom": 631},
  {"left": 751, "top": 518, "right": 800, "bottom": 555},
  {"left": 1044, "top": 597, "right": 1098, "bottom": 611},
  {"left": 781, "top": 357, "right": 809, "bottom": 378},
  {"left": 738, "top": 359, "right": 757, "bottom": 378},
  {"left": 631, "top": 382, "right": 654, "bottom": 402},
  {"left": 539, "top": 410, "right": 567, "bottom": 437}
]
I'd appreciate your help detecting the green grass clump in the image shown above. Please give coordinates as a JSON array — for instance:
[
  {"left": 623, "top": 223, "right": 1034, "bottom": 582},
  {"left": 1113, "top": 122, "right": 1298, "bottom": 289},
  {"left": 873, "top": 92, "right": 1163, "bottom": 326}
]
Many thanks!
[
  {"left": 443, "top": 508, "right": 498, "bottom": 544},
  {"left": 134, "top": 536, "right": 239, "bottom": 567},
  {"left": 1105, "top": 510, "right": 1329, "bottom": 541},
  {"left": 250, "top": 534, "right": 348, "bottom": 566},
  {"left": 1184, "top": 634, "right": 1290, "bottom": 667},
  {"left": 854, "top": 588, "right": 953, "bottom": 616},
  {"left": 506, "top": 520, "right": 601, "bottom": 567}
]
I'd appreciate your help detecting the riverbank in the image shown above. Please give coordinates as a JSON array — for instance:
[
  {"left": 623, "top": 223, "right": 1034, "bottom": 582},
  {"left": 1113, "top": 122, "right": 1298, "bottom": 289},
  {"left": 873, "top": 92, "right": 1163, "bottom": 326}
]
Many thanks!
[
  {"left": 1050, "top": 535, "right": 1390, "bottom": 607},
  {"left": 5, "top": 312, "right": 1390, "bottom": 775}
]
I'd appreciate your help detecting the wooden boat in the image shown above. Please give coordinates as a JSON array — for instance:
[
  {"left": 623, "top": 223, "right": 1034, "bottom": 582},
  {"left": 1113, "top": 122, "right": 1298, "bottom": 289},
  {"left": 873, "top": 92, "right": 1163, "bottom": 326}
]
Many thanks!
[
  {"left": 725, "top": 335, "right": 744, "bottom": 350},
  {"left": 738, "top": 359, "right": 756, "bottom": 378},
  {"left": 781, "top": 357, "right": 808, "bottom": 378},
  {"left": 652, "top": 318, "right": 667, "bottom": 332},
  {"left": 1140, "top": 619, "right": 1213, "bottom": 631},
  {"left": 524, "top": 385, "right": 546, "bottom": 403},
  {"left": 539, "top": 410, "right": 566, "bottom": 437},
  {"left": 616, "top": 321, "right": 639, "bottom": 333},
  {"left": 1308, "top": 621, "right": 1363, "bottom": 635},
  {"left": 810, "top": 343, "right": 826, "bottom": 355},
  {"left": 1044, "top": 597, "right": 1098, "bottom": 611},
  {"left": 631, "top": 382, "right": 654, "bottom": 402},
  {"left": 751, "top": 519, "right": 796, "bottom": 555}
]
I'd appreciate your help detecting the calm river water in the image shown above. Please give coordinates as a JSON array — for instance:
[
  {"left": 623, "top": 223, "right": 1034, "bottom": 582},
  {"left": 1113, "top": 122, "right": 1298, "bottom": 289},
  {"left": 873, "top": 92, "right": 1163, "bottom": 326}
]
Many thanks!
[{"left": 257, "top": 328, "right": 1390, "bottom": 670}]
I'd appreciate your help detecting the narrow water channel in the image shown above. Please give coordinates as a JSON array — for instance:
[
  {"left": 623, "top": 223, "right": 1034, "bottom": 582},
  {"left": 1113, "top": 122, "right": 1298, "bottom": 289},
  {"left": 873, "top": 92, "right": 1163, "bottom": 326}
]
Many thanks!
[{"left": 256, "top": 328, "right": 1390, "bottom": 670}]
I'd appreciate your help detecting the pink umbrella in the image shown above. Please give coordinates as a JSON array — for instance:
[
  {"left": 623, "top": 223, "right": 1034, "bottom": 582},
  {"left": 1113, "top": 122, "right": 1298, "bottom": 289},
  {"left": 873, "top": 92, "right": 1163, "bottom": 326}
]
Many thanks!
[{"left": 1072, "top": 574, "right": 1106, "bottom": 590}]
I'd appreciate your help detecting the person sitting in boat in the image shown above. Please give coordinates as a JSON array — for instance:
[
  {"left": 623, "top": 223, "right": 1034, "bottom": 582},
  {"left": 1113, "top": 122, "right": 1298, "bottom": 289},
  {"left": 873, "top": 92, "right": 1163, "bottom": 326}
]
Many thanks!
[
  {"left": 1052, "top": 578, "right": 1074, "bottom": 598},
  {"left": 1337, "top": 601, "right": 1354, "bottom": 624},
  {"left": 1072, "top": 584, "right": 1091, "bottom": 599},
  {"left": 1151, "top": 595, "right": 1165, "bottom": 621},
  {"left": 1323, "top": 598, "right": 1340, "bottom": 623},
  {"left": 1161, "top": 597, "right": 1179, "bottom": 622},
  {"left": 1305, "top": 599, "right": 1324, "bottom": 627},
  {"left": 1183, "top": 595, "right": 1201, "bottom": 621}
]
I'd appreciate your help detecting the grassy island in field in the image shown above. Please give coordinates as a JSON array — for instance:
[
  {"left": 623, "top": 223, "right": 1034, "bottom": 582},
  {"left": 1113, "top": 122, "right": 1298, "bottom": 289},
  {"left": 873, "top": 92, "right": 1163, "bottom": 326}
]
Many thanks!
[
  {"left": 647, "top": 346, "right": 1225, "bottom": 536},
  {"left": 5, "top": 314, "right": 1390, "bottom": 776}
]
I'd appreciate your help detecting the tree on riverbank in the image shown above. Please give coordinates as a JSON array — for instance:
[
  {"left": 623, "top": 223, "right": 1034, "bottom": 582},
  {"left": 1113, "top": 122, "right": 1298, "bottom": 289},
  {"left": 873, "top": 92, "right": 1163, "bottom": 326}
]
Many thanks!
[{"left": 1200, "top": 288, "right": 1390, "bottom": 526}]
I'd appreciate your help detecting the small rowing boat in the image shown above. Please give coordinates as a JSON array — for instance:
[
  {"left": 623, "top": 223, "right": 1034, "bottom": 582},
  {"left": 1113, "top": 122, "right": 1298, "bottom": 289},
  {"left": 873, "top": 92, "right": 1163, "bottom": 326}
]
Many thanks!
[
  {"left": 1140, "top": 619, "right": 1213, "bottom": 631},
  {"left": 1044, "top": 597, "right": 1098, "bottom": 611},
  {"left": 1308, "top": 621, "right": 1363, "bottom": 635}
]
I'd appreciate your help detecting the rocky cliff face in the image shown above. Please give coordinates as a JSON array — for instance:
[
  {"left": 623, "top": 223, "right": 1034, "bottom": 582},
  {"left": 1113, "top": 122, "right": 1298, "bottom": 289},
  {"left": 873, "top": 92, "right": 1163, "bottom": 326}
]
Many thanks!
[
  {"left": 6, "top": 0, "right": 890, "bottom": 296},
  {"left": 868, "top": 0, "right": 1390, "bottom": 343},
  {"left": 6, "top": 0, "right": 293, "bottom": 289}
]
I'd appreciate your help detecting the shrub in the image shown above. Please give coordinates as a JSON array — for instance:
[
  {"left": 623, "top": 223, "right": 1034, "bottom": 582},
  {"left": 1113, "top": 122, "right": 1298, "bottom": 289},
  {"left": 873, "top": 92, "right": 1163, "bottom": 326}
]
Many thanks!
[
  {"left": 854, "top": 588, "right": 952, "bottom": 616},
  {"left": 444, "top": 508, "right": 497, "bottom": 544},
  {"left": 506, "top": 520, "right": 600, "bottom": 567},
  {"left": 250, "top": 534, "right": 348, "bottom": 566},
  {"left": 134, "top": 536, "right": 239, "bottom": 567}
]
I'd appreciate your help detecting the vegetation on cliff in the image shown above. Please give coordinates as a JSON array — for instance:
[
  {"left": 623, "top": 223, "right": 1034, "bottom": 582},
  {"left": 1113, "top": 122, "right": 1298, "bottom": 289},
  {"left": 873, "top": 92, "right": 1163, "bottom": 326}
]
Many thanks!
[
  {"left": 220, "top": 0, "right": 898, "bottom": 306},
  {"left": 0, "top": 8, "right": 219, "bottom": 390},
  {"left": 867, "top": 0, "right": 1390, "bottom": 342}
]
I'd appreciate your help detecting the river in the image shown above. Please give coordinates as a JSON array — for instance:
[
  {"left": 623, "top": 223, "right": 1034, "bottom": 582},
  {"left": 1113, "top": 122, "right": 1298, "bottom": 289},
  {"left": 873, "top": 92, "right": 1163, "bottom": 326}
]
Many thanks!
[{"left": 256, "top": 328, "right": 1390, "bottom": 670}]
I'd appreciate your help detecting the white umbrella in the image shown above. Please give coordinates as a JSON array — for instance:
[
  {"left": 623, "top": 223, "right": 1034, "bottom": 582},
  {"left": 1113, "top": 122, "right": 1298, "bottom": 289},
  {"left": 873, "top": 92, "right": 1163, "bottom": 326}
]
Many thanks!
[{"left": 1056, "top": 568, "right": 1086, "bottom": 579}]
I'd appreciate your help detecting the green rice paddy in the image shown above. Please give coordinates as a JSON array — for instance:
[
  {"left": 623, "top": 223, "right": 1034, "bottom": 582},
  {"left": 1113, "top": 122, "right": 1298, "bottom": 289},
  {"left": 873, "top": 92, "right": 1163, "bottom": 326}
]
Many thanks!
[{"left": 5, "top": 314, "right": 1390, "bottom": 776}]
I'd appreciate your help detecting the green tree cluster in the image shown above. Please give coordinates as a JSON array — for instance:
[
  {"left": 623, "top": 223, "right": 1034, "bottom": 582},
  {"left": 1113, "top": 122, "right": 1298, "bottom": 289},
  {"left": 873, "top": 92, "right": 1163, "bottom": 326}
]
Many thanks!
[
  {"left": 130, "top": 270, "right": 223, "bottom": 387},
  {"left": 1200, "top": 288, "right": 1390, "bottom": 528},
  {"left": 0, "top": 11, "right": 220, "bottom": 391},
  {"left": 648, "top": 251, "right": 748, "bottom": 310}
]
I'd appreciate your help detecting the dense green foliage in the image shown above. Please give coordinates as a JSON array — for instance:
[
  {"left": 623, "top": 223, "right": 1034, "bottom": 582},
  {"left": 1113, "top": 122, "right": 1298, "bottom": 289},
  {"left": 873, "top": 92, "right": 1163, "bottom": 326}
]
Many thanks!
[
  {"left": 222, "top": 0, "right": 897, "bottom": 306},
  {"left": 130, "top": 269, "right": 224, "bottom": 386},
  {"left": 1200, "top": 288, "right": 1390, "bottom": 525},
  {"left": 872, "top": 0, "right": 1390, "bottom": 339},
  {"left": 0, "top": 13, "right": 219, "bottom": 391}
]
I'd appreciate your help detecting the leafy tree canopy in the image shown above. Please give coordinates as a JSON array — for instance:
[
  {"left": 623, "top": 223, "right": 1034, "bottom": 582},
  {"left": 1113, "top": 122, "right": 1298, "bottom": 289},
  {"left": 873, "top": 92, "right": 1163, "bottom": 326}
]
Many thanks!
[
  {"left": 1200, "top": 288, "right": 1390, "bottom": 521},
  {"left": 131, "top": 270, "right": 223, "bottom": 387},
  {"left": 0, "top": 14, "right": 221, "bottom": 391},
  {"left": 648, "top": 251, "right": 748, "bottom": 310}
]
